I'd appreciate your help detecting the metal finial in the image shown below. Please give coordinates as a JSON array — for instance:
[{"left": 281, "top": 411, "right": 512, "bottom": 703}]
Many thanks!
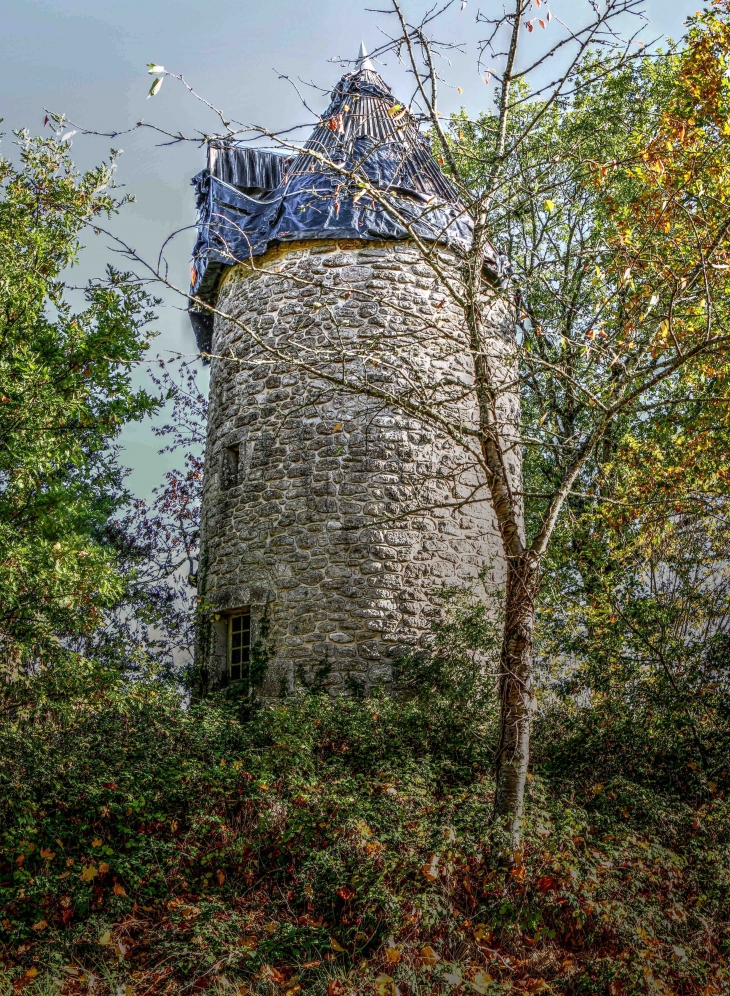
[{"left": 357, "top": 41, "right": 376, "bottom": 71}]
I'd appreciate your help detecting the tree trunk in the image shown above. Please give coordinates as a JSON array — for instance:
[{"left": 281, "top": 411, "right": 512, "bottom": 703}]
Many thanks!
[{"left": 493, "top": 550, "right": 540, "bottom": 850}]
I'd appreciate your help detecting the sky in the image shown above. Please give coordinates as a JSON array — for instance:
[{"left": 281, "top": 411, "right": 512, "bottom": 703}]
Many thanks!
[{"left": 1, "top": 0, "right": 691, "bottom": 498}]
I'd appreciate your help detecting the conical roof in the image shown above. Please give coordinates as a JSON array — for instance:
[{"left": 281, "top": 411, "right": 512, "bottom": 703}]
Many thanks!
[
  {"left": 286, "top": 55, "right": 460, "bottom": 203},
  {"left": 189, "top": 49, "right": 504, "bottom": 344}
]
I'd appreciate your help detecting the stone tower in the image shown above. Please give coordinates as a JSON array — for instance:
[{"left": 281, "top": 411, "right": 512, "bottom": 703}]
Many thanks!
[{"left": 189, "top": 46, "right": 516, "bottom": 696}]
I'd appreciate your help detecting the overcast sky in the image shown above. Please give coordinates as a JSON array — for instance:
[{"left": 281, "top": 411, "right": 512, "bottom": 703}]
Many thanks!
[{"left": 2, "top": 0, "right": 690, "bottom": 497}]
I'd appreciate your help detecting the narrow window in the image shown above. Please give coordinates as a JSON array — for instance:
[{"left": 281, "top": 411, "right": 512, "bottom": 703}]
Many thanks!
[
  {"left": 223, "top": 445, "right": 239, "bottom": 488},
  {"left": 228, "top": 609, "right": 251, "bottom": 681}
]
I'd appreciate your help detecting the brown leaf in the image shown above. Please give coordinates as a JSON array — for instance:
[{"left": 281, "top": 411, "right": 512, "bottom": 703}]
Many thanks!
[{"left": 421, "top": 854, "right": 440, "bottom": 881}]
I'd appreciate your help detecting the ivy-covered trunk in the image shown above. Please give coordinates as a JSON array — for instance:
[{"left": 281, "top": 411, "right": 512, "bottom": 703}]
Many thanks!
[{"left": 493, "top": 551, "right": 540, "bottom": 848}]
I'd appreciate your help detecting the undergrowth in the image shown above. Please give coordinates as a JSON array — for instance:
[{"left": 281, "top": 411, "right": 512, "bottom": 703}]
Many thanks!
[{"left": 0, "top": 664, "right": 728, "bottom": 996}]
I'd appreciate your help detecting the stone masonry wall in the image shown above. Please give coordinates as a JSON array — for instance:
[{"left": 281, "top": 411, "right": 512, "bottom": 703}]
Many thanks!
[{"left": 198, "top": 239, "right": 517, "bottom": 696}]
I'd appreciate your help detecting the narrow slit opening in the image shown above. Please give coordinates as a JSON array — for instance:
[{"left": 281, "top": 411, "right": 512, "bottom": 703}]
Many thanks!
[{"left": 224, "top": 445, "right": 239, "bottom": 488}]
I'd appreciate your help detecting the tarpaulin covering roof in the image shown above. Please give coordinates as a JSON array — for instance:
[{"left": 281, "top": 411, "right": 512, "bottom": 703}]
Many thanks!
[{"left": 188, "top": 46, "right": 506, "bottom": 351}]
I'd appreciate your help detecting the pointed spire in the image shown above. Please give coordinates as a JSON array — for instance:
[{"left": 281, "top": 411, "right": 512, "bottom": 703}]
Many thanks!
[{"left": 357, "top": 41, "right": 376, "bottom": 72}]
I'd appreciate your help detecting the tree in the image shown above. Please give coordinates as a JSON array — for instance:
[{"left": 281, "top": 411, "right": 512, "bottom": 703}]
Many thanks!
[
  {"left": 0, "top": 131, "right": 159, "bottom": 672},
  {"left": 62, "top": 0, "right": 730, "bottom": 846},
  {"left": 440, "top": 2, "right": 730, "bottom": 837},
  {"left": 109, "top": 360, "right": 205, "bottom": 678}
]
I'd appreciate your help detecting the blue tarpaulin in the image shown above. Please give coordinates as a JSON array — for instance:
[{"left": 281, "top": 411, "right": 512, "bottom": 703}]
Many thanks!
[{"left": 188, "top": 62, "right": 507, "bottom": 352}]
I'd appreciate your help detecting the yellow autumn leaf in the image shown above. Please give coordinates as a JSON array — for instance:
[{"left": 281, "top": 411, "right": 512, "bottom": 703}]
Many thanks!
[
  {"left": 420, "top": 944, "right": 440, "bottom": 966},
  {"left": 470, "top": 972, "right": 493, "bottom": 995},
  {"left": 92, "top": 839, "right": 102, "bottom": 848},
  {"left": 375, "top": 976, "right": 395, "bottom": 996},
  {"left": 32, "top": 920, "right": 48, "bottom": 931},
  {"left": 99, "top": 862, "right": 110, "bottom": 874},
  {"left": 80, "top": 864, "right": 98, "bottom": 881},
  {"left": 98, "top": 930, "right": 112, "bottom": 946},
  {"left": 330, "top": 936, "right": 345, "bottom": 952},
  {"left": 113, "top": 882, "right": 127, "bottom": 896}
]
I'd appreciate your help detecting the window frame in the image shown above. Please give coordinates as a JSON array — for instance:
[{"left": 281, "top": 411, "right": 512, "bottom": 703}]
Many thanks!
[{"left": 227, "top": 608, "right": 251, "bottom": 682}]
